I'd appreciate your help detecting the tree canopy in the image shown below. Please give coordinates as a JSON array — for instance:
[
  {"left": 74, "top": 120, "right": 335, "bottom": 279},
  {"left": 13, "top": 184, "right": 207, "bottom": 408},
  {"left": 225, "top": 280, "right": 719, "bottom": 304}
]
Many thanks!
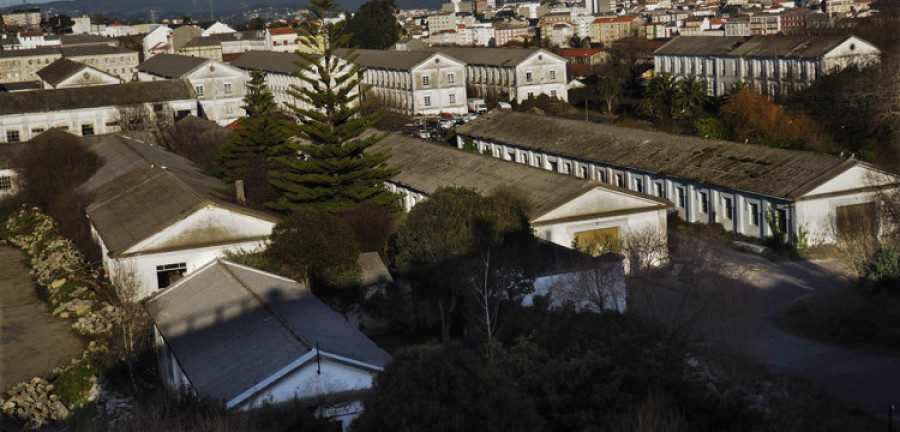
[{"left": 343, "top": 0, "right": 402, "bottom": 49}]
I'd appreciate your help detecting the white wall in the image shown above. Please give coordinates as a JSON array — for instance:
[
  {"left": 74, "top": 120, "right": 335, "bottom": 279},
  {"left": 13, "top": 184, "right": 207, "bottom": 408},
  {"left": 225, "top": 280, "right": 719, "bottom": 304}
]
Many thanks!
[{"left": 242, "top": 357, "right": 377, "bottom": 409}]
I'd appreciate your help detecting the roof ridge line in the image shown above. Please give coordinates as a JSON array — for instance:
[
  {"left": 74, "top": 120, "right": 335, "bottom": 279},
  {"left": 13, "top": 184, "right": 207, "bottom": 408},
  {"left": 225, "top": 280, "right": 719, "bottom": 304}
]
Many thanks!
[{"left": 218, "top": 261, "right": 315, "bottom": 350}]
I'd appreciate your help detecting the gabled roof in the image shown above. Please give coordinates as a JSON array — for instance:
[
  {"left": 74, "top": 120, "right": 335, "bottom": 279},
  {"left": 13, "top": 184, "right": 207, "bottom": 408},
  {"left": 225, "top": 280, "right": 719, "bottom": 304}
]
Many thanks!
[
  {"left": 81, "top": 135, "right": 278, "bottom": 255},
  {"left": 367, "top": 132, "right": 668, "bottom": 219},
  {"left": 412, "top": 46, "right": 563, "bottom": 67},
  {"left": 144, "top": 259, "right": 391, "bottom": 405},
  {"left": 456, "top": 110, "right": 860, "bottom": 199},
  {"left": 60, "top": 34, "right": 117, "bottom": 47},
  {"left": 0, "top": 80, "right": 195, "bottom": 116},
  {"left": 138, "top": 53, "right": 207, "bottom": 78},
  {"left": 60, "top": 45, "right": 135, "bottom": 57},
  {"left": 591, "top": 16, "right": 639, "bottom": 24},
  {"left": 336, "top": 48, "right": 449, "bottom": 70},
  {"left": 36, "top": 58, "right": 111, "bottom": 86},
  {"left": 229, "top": 50, "right": 313, "bottom": 75}
]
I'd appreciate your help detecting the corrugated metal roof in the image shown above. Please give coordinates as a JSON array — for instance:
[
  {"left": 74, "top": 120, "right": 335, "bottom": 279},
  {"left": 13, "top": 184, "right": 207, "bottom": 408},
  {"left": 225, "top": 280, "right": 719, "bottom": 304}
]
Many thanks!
[
  {"left": 367, "top": 132, "right": 668, "bottom": 218},
  {"left": 456, "top": 110, "right": 856, "bottom": 199},
  {"left": 0, "top": 79, "right": 195, "bottom": 116},
  {"left": 144, "top": 259, "right": 391, "bottom": 404},
  {"left": 336, "top": 48, "right": 438, "bottom": 70},
  {"left": 412, "top": 46, "right": 559, "bottom": 67},
  {"left": 655, "top": 34, "right": 868, "bottom": 59}
]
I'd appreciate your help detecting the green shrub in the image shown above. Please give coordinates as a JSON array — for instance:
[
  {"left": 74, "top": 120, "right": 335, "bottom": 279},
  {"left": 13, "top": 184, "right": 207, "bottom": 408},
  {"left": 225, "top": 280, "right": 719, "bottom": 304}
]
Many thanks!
[
  {"left": 861, "top": 247, "right": 900, "bottom": 296},
  {"left": 51, "top": 362, "right": 95, "bottom": 408},
  {"left": 693, "top": 117, "right": 730, "bottom": 140}
]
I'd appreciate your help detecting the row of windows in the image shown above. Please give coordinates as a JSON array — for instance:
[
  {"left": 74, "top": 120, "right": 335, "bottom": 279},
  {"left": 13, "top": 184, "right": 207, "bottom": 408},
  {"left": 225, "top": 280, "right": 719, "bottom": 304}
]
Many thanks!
[
  {"left": 500, "top": 143, "right": 771, "bottom": 229},
  {"left": 5, "top": 124, "right": 94, "bottom": 142},
  {"left": 422, "top": 93, "right": 457, "bottom": 107}
]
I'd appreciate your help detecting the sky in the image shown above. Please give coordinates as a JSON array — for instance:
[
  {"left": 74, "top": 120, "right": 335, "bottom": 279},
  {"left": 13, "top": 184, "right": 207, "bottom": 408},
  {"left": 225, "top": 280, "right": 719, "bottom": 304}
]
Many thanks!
[{"left": 2, "top": 0, "right": 62, "bottom": 7}]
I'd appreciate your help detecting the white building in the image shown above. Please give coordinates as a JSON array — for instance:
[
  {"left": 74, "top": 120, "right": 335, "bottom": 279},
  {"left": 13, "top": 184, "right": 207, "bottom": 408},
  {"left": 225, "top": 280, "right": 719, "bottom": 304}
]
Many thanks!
[
  {"left": 545, "top": 22, "right": 576, "bottom": 48},
  {"left": 36, "top": 58, "right": 122, "bottom": 89},
  {"left": 0, "top": 80, "right": 196, "bottom": 143},
  {"left": 266, "top": 27, "right": 299, "bottom": 53},
  {"left": 340, "top": 49, "right": 469, "bottom": 116},
  {"left": 229, "top": 51, "right": 358, "bottom": 117},
  {"left": 369, "top": 132, "right": 670, "bottom": 256},
  {"left": 414, "top": 46, "right": 568, "bottom": 103},
  {"left": 81, "top": 135, "right": 279, "bottom": 300},
  {"left": 144, "top": 259, "right": 390, "bottom": 430},
  {"left": 654, "top": 35, "right": 881, "bottom": 98},
  {"left": 143, "top": 25, "right": 174, "bottom": 59},
  {"left": 201, "top": 21, "right": 236, "bottom": 36},
  {"left": 138, "top": 54, "right": 247, "bottom": 126},
  {"left": 457, "top": 110, "right": 900, "bottom": 245}
]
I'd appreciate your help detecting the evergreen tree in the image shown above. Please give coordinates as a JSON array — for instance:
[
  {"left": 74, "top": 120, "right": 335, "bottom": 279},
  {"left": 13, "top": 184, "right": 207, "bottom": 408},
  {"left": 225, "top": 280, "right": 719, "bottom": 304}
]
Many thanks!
[
  {"left": 344, "top": 0, "right": 402, "bottom": 49},
  {"left": 268, "top": 0, "right": 398, "bottom": 213},
  {"left": 215, "top": 70, "right": 292, "bottom": 205}
]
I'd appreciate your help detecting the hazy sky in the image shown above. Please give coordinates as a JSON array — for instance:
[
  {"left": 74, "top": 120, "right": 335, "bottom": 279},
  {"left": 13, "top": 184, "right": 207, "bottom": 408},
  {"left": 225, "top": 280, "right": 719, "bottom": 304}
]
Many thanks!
[{"left": 2, "top": 0, "right": 61, "bottom": 7}]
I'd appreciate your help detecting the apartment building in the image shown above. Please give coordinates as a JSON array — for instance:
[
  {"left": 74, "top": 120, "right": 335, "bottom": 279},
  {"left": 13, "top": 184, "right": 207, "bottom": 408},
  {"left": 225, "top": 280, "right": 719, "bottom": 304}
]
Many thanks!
[
  {"left": 339, "top": 49, "right": 468, "bottom": 116},
  {"left": 0, "top": 45, "right": 138, "bottom": 84},
  {"left": 415, "top": 46, "right": 567, "bottom": 103},
  {"left": 590, "top": 16, "right": 642, "bottom": 45},
  {"left": 654, "top": 35, "right": 880, "bottom": 98}
]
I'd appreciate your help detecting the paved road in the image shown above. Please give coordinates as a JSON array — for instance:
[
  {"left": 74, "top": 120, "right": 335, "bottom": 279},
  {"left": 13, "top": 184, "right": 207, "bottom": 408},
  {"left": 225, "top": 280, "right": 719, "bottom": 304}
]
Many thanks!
[
  {"left": 740, "top": 255, "right": 900, "bottom": 414},
  {"left": 0, "top": 246, "right": 85, "bottom": 392}
]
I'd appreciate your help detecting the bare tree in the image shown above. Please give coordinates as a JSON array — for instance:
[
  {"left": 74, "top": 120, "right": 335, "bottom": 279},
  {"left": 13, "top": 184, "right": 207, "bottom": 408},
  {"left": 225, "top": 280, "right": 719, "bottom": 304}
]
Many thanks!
[
  {"left": 546, "top": 258, "right": 626, "bottom": 313},
  {"left": 117, "top": 104, "right": 156, "bottom": 132},
  {"left": 112, "top": 263, "right": 151, "bottom": 392}
]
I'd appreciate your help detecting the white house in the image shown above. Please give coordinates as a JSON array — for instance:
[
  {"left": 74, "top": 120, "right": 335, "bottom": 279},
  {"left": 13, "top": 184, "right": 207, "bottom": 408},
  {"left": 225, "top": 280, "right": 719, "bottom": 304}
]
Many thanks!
[
  {"left": 138, "top": 54, "right": 247, "bottom": 125},
  {"left": 654, "top": 35, "right": 882, "bottom": 98},
  {"left": 368, "top": 132, "right": 670, "bottom": 256},
  {"left": 413, "top": 46, "right": 568, "bottom": 103},
  {"left": 266, "top": 27, "right": 299, "bottom": 53},
  {"left": 81, "top": 135, "right": 279, "bottom": 299},
  {"left": 0, "top": 80, "right": 197, "bottom": 143},
  {"left": 143, "top": 25, "right": 174, "bottom": 59},
  {"left": 201, "top": 21, "right": 236, "bottom": 37},
  {"left": 36, "top": 58, "right": 122, "bottom": 89},
  {"left": 339, "top": 49, "right": 469, "bottom": 116},
  {"left": 456, "top": 110, "right": 900, "bottom": 245},
  {"left": 143, "top": 259, "right": 391, "bottom": 430}
]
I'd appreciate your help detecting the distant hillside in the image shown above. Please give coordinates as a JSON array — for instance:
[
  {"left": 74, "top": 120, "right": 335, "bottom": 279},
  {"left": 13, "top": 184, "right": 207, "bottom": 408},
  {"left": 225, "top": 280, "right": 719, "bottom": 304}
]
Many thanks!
[{"left": 2, "top": 0, "right": 441, "bottom": 20}]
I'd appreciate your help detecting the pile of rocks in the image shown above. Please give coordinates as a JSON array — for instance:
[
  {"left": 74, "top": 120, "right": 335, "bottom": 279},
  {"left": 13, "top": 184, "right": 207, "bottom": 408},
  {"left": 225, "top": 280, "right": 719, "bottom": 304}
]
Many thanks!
[
  {"left": 0, "top": 378, "right": 69, "bottom": 430},
  {"left": 72, "top": 303, "right": 122, "bottom": 336}
]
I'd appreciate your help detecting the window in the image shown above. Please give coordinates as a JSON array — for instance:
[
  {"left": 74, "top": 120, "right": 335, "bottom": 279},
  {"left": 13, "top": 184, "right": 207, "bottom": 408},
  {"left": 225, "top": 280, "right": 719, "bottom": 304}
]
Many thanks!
[
  {"left": 156, "top": 263, "right": 187, "bottom": 289},
  {"left": 527, "top": 92, "right": 534, "bottom": 99},
  {"left": 526, "top": 71, "right": 533, "bottom": 82},
  {"left": 31, "top": 127, "right": 44, "bottom": 134},
  {"left": 6, "top": 130, "right": 19, "bottom": 143},
  {"left": 597, "top": 169, "right": 607, "bottom": 183},
  {"left": 699, "top": 191, "right": 708, "bottom": 213},
  {"left": 580, "top": 166, "right": 588, "bottom": 178},
  {"left": 81, "top": 124, "right": 94, "bottom": 136},
  {"left": 574, "top": 227, "right": 620, "bottom": 256},
  {"left": 836, "top": 202, "right": 877, "bottom": 240},
  {"left": 615, "top": 173, "right": 624, "bottom": 187},
  {"left": 449, "top": 94, "right": 456, "bottom": 104},
  {"left": 634, "top": 178, "right": 643, "bottom": 193},
  {"left": 424, "top": 96, "right": 431, "bottom": 107},
  {"left": 224, "top": 82, "right": 232, "bottom": 94},
  {"left": 723, "top": 197, "right": 733, "bottom": 219},
  {"left": 676, "top": 187, "right": 685, "bottom": 208},
  {"left": 551, "top": 90, "right": 557, "bottom": 98},
  {"left": 153, "top": 103, "right": 164, "bottom": 111},
  {"left": 0, "top": 176, "right": 11, "bottom": 191},
  {"left": 749, "top": 202, "right": 760, "bottom": 226},
  {"left": 447, "top": 72, "right": 455, "bottom": 84},
  {"left": 549, "top": 70, "right": 556, "bottom": 80},
  {"left": 422, "top": 75, "right": 430, "bottom": 87},
  {"left": 655, "top": 182, "right": 665, "bottom": 198},
  {"left": 195, "top": 85, "right": 204, "bottom": 96}
]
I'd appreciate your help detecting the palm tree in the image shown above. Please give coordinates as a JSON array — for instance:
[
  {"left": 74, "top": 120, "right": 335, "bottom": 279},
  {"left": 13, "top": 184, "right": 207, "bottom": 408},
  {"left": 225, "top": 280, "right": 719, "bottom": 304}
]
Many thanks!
[
  {"left": 673, "top": 76, "right": 707, "bottom": 122},
  {"left": 640, "top": 71, "right": 678, "bottom": 122}
]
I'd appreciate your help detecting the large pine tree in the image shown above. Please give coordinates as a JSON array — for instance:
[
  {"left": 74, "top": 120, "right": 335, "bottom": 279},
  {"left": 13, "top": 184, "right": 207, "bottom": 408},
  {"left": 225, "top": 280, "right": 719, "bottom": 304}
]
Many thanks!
[
  {"left": 267, "top": 0, "right": 398, "bottom": 213},
  {"left": 216, "top": 70, "right": 293, "bottom": 205}
]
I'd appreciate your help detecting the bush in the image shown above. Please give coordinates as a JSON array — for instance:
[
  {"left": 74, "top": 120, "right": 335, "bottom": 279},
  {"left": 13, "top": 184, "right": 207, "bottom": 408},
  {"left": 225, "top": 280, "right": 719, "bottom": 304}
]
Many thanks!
[
  {"left": 693, "top": 117, "right": 730, "bottom": 140},
  {"left": 335, "top": 203, "right": 398, "bottom": 255},
  {"left": 267, "top": 207, "right": 361, "bottom": 291},
  {"left": 860, "top": 247, "right": 900, "bottom": 296},
  {"left": 159, "top": 116, "right": 230, "bottom": 173}
]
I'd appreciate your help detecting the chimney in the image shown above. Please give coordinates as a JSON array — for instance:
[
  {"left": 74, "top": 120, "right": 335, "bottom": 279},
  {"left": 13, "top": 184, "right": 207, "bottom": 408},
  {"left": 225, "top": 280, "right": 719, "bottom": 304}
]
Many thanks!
[{"left": 235, "top": 180, "right": 246, "bottom": 205}]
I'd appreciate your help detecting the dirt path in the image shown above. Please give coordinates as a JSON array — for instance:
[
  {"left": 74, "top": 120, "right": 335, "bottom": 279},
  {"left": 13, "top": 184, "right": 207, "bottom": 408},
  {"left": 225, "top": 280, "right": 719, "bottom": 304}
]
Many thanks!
[{"left": 0, "top": 246, "right": 85, "bottom": 392}]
